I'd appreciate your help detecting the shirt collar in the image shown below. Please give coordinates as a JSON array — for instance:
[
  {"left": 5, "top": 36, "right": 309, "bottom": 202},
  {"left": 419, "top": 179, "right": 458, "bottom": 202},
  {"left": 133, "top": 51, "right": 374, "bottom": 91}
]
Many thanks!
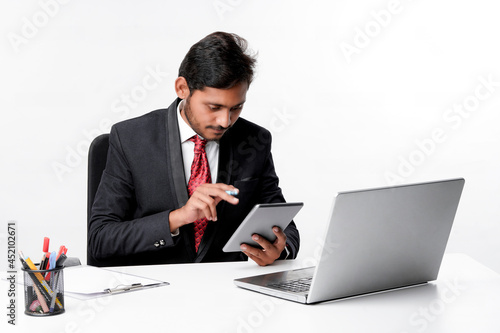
[{"left": 177, "top": 100, "right": 198, "bottom": 143}]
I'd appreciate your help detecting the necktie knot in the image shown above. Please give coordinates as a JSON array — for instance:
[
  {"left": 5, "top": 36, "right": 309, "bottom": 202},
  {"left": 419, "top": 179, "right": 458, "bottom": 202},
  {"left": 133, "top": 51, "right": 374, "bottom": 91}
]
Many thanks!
[{"left": 189, "top": 135, "right": 207, "bottom": 154}]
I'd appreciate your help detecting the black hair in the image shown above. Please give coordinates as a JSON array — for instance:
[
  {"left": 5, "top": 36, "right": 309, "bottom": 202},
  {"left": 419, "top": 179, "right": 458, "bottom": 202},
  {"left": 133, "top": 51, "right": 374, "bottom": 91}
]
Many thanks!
[{"left": 178, "top": 31, "right": 257, "bottom": 93}]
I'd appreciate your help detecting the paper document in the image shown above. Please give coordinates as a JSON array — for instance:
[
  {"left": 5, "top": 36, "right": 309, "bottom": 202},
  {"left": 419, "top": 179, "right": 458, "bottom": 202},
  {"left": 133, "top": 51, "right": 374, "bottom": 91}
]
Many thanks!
[{"left": 63, "top": 265, "right": 169, "bottom": 299}]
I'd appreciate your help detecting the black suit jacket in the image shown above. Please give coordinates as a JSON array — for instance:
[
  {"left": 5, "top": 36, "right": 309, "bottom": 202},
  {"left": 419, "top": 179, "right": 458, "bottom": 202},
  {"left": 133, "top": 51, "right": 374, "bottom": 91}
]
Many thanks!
[{"left": 88, "top": 99, "right": 299, "bottom": 266}]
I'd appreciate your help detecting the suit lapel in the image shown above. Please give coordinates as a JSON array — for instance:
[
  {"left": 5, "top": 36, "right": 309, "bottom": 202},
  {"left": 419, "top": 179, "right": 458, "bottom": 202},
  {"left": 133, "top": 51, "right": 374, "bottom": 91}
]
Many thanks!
[
  {"left": 166, "top": 98, "right": 189, "bottom": 207},
  {"left": 165, "top": 98, "right": 196, "bottom": 260},
  {"left": 216, "top": 131, "right": 233, "bottom": 184}
]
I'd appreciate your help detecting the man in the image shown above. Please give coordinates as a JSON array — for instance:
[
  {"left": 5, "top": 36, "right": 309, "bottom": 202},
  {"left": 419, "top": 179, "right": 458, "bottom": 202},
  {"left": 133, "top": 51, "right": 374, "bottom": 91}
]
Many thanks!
[{"left": 88, "top": 32, "right": 299, "bottom": 267}]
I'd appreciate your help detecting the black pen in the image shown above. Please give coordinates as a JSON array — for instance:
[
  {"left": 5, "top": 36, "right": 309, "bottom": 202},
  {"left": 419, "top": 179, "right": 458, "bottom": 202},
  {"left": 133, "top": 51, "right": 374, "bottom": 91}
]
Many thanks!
[{"left": 55, "top": 253, "right": 67, "bottom": 268}]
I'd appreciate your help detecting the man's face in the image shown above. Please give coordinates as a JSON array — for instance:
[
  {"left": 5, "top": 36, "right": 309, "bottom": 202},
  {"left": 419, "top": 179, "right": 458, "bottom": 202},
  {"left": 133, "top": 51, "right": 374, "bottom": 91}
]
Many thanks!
[{"left": 181, "top": 82, "right": 248, "bottom": 141}]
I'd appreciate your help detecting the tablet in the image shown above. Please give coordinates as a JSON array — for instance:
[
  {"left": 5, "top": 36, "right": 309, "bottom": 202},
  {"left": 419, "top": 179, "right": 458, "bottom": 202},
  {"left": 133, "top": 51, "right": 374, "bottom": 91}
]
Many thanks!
[{"left": 222, "top": 202, "right": 303, "bottom": 252}]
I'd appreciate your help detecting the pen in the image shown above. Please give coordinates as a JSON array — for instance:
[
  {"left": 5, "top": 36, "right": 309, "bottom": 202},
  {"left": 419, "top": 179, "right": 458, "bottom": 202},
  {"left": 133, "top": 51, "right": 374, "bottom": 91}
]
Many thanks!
[
  {"left": 49, "top": 269, "right": 62, "bottom": 313},
  {"left": 56, "top": 253, "right": 67, "bottom": 267},
  {"left": 56, "top": 245, "right": 65, "bottom": 259},
  {"left": 48, "top": 252, "right": 57, "bottom": 313},
  {"left": 39, "top": 253, "right": 46, "bottom": 270},
  {"left": 225, "top": 190, "right": 239, "bottom": 196},
  {"left": 41, "top": 237, "right": 50, "bottom": 273},
  {"left": 46, "top": 251, "right": 57, "bottom": 281},
  {"left": 33, "top": 284, "right": 50, "bottom": 313}
]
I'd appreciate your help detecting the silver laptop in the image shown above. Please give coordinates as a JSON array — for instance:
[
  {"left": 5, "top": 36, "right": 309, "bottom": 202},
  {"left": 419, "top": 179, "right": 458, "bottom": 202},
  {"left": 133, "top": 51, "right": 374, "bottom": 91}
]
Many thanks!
[{"left": 234, "top": 178, "right": 465, "bottom": 304}]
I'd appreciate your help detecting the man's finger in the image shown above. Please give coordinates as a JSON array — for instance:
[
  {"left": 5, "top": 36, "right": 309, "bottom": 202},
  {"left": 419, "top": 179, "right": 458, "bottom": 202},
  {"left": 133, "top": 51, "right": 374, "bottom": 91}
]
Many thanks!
[
  {"left": 241, "top": 244, "right": 260, "bottom": 258},
  {"left": 272, "top": 227, "right": 287, "bottom": 247},
  {"left": 251, "top": 234, "right": 274, "bottom": 253},
  {"left": 242, "top": 250, "right": 266, "bottom": 267},
  {"left": 190, "top": 193, "right": 217, "bottom": 221},
  {"left": 196, "top": 183, "right": 239, "bottom": 205}
]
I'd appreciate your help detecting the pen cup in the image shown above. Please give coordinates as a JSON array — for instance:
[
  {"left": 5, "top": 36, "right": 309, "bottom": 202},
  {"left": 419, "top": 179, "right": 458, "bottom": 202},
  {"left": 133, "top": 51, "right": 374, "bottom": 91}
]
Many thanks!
[{"left": 22, "top": 266, "right": 65, "bottom": 316}]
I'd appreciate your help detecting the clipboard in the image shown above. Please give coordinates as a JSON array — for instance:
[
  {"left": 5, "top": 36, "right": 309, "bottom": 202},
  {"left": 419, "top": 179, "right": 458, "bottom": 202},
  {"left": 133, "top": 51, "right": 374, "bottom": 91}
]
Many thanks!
[{"left": 62, "top": 265, "right": 169, "bottom": 299}]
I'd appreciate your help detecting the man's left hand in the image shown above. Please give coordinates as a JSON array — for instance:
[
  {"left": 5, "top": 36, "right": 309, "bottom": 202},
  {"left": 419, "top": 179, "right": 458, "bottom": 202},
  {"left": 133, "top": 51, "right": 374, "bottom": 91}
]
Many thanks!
[{"left": 240, "top": 227, "right": 287, "bottom": 266}]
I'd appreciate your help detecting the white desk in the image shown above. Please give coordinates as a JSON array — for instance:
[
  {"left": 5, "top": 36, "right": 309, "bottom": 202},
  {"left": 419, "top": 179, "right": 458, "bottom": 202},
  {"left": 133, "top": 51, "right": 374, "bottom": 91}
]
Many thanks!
[{"left": 3, "top": 253, "right": 500, "bottom": 332}]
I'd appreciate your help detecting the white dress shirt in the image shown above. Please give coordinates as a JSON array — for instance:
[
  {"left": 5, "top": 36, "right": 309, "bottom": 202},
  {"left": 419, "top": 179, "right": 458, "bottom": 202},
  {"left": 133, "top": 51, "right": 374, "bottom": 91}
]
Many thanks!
[{"left": 177, "top": 100, "right": 220, "bottom": 184}]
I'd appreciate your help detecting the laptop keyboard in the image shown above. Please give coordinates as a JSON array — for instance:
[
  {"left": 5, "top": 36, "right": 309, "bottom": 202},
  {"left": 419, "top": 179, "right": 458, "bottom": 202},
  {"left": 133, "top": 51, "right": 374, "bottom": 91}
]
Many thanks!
[{"left": 267, "top": 276, "right": 313, "bottom": 293}]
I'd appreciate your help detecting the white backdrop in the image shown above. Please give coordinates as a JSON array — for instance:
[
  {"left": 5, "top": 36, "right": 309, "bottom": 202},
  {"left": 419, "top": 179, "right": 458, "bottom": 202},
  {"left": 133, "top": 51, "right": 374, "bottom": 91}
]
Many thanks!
[{"left": 1, "top": 0, "right": 499, "bottom": 273}]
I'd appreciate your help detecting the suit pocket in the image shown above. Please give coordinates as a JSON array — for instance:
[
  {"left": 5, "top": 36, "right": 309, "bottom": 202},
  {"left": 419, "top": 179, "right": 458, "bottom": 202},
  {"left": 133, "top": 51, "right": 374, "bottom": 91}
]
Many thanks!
[
  {"left": 230, "top": 178, "right": 260, "bottom": 216},
  {"left": 234, "top": 178, "right": 259, "bottom": 197}
]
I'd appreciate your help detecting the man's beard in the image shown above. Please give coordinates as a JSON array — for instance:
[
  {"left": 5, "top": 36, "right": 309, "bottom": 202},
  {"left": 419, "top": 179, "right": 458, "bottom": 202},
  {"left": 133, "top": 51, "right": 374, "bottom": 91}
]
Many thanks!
[{"left": 183, "top": 97, "right": 229, "bottom": 142}]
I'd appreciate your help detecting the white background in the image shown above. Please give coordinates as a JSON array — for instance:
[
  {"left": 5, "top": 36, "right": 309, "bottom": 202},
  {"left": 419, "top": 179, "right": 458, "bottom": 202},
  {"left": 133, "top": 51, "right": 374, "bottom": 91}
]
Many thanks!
[{"left": 1, "top": 0, "right": 499, "bottom": 273}]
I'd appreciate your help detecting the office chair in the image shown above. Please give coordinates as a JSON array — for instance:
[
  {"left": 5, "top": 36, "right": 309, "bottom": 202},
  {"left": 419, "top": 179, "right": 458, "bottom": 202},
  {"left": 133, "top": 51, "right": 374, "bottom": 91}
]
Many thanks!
[{"left": 87, "top": 133, "right": 110, "bottom": 266}]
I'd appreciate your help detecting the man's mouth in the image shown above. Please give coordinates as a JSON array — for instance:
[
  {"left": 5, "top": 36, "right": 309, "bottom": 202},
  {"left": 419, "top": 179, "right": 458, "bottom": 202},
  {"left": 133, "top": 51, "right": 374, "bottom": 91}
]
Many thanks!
[{"left": 207, "top": 126, "right": 229, "bottom": 134}]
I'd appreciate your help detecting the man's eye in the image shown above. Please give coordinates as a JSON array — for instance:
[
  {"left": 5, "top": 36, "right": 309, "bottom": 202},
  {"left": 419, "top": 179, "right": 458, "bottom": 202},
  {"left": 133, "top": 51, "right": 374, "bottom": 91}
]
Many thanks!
[{"left": 210, "top": 106, "right": 221, "bottom": 111}]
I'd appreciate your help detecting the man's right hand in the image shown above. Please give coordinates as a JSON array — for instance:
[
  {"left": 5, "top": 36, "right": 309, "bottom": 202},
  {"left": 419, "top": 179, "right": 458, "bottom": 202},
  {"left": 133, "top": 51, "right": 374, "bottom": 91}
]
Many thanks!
[{"left": 169, "top": 183, "right": 239, "bottom": 232}]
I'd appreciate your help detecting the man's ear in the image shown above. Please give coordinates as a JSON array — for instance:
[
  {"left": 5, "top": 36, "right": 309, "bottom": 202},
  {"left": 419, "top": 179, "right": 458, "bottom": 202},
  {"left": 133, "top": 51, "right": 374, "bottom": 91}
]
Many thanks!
[{"left": 175, "top": 77, "right": 190, "bottom": 99}]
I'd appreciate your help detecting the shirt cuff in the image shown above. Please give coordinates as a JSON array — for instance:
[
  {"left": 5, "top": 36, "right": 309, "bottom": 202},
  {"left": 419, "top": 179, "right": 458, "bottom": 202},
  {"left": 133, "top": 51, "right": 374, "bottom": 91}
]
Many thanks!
[
  {"left": 171, "top": 228, "right": 180, "bottom": 237},
  {"left": 284, "top": 244, "right": 290, "bottom": 259},
  {"left": 279, "top": 244, "right": 291, "bottom": 260}
]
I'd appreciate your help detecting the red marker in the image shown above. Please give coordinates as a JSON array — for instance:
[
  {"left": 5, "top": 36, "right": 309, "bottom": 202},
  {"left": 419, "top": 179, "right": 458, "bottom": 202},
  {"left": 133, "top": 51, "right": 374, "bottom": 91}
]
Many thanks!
[
  {"left": 40, "top": 237, "right": 50, "bottom": 271},
  {"left": 43, "top": 237, "right": 50, "bottom": 253},
  {"left": 56, "top": 245, "right": 67, "bottom": 259}
]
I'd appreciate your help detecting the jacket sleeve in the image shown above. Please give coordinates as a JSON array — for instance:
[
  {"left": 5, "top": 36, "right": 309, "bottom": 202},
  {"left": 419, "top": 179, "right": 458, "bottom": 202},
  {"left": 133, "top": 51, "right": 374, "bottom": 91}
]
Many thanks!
[
  {"left": 256, "top": 130, "right": 300, "bottom": 260},
  {"left": 88, "top": 125, "right": 178, "bottom": 261}
]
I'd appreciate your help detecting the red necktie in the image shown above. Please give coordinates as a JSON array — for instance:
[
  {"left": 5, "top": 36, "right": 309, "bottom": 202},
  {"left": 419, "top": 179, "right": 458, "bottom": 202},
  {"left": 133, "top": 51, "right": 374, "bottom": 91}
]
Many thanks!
[{"left": 187, "top": 135, "right": 212, "bottom": 252}]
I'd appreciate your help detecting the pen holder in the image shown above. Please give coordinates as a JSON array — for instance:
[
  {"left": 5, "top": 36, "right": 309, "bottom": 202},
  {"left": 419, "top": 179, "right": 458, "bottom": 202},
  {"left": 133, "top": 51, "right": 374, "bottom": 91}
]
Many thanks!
[{"left": 22, "top": 266, "right": 65, "bottom": 316}]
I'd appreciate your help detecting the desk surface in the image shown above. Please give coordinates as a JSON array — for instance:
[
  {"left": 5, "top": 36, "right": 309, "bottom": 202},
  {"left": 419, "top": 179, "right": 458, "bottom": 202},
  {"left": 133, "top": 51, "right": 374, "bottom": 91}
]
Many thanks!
[{"left": 3, "top": 253, "right": 500, "bottom": 333}]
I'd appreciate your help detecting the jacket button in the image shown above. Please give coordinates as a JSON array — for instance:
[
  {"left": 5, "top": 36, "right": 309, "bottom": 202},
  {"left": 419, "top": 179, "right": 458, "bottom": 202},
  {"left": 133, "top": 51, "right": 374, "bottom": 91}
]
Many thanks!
[
  {"left": 154, "top": 241, "right": 160, "bottom": 248},
  {"left": 159, "top": 239, "right": 166, "bottom": 246}
]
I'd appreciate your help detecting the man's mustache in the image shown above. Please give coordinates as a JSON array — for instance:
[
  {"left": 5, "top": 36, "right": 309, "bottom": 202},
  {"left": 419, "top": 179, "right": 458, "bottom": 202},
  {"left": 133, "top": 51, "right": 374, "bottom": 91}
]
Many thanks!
[{"left": 206, "top": 125, "right": 230, "bottom": 131}]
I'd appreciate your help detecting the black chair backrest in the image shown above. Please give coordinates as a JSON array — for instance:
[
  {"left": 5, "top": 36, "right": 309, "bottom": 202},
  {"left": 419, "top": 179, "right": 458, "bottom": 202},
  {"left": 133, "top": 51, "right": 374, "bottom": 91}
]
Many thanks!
[{"left": 87, "top": 133, "right": 109, "bottom": 265}]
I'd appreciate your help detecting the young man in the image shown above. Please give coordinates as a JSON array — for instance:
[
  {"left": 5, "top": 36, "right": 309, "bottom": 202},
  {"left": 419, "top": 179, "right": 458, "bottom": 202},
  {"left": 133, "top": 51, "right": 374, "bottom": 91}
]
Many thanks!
[{"left": 88, "top": 32, "right": 299, "bottom": 267}]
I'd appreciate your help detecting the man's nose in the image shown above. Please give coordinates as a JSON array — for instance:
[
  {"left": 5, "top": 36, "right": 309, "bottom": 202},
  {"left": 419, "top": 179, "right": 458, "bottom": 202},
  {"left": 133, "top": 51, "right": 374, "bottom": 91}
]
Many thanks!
[{"left": 217, "top": 110, "right": 231, "bottom": 128}]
